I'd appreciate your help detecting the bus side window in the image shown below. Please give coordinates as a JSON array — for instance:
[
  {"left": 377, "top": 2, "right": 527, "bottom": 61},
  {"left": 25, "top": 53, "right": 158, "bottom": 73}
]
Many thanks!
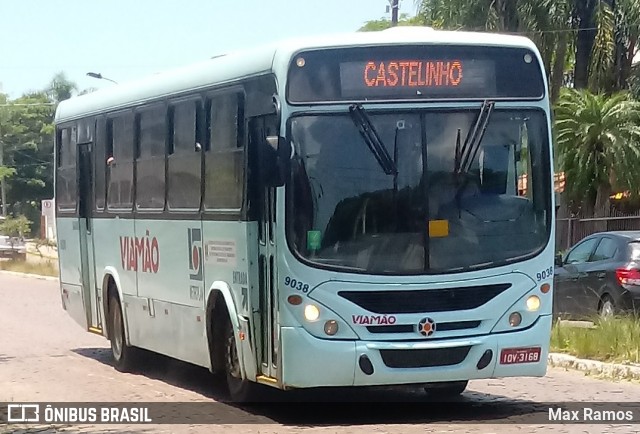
[
  {"left": 135, "top": 105, "right": 166, "bottom": 211},
  {"left": 56, "top": 126, "right": 77, "bottom": 213},
  {"left": 107, "top": 114, "right": 134, "bottom": 211},
  {"left": 168, "top": 100, "right": 201, "bottom": 210},
  {"left": 204, "top": 92, "right": 245, "bottom": 212},
  {"left": 95, "top": 118, "right": 108, "bottom": 211}
]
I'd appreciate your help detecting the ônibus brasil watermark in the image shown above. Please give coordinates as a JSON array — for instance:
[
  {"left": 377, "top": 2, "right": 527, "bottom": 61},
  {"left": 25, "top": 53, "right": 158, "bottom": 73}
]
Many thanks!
[{"left": 3, "top": 402, "right": 640, "bottom": 425}]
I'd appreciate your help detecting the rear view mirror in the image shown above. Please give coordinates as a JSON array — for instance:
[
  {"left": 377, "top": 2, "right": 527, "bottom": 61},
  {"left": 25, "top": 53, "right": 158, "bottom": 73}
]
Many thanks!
[
  {"left": 261, "top": 135, "right": 289, "bottom": 187},
  {"left": 555, "top": 254, "right": 563, "bottom": 267}
]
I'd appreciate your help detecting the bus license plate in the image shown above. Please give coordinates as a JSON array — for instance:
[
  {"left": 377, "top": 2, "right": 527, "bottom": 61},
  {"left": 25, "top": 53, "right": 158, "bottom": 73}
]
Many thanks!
[{"left": 500, "top": 347, "right": 541, "bottom": 364}]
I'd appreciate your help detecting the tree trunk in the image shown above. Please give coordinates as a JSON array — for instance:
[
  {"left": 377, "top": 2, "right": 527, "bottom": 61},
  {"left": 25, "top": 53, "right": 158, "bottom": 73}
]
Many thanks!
[
  {"left": 574, "top": 0, "right": 598, "bottom": 89},
  {"left": 551, "top": 31, "right": 569, "bottom": 102},
  {"left": 619, "top": 39, "right": 636, "bottom": 90},
  {"left": 593, "top": 183, "right": 611, "bottom": 232},
  {"left": 495, "top": 0, "right": 519, "bottom": 32}
]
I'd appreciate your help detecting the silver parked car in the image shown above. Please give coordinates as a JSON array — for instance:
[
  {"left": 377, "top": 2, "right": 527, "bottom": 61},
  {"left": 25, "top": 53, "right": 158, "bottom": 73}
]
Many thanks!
[{"left": 0, "top": 233, "right": 27, "bottom": 261}]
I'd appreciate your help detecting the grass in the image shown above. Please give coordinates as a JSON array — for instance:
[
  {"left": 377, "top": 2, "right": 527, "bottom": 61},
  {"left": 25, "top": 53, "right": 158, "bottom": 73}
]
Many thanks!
[
  {"left": 551, "top": 317, "right": 640, "bottom": 365},
  {"left": 0, "top": 259, "right": 59, "bottom": 277}
]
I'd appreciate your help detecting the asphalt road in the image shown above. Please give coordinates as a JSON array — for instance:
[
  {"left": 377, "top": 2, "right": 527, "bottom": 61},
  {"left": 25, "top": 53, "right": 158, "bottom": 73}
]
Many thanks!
[{"left": 2, "top": 272, "right": 640, "bottom": 433}]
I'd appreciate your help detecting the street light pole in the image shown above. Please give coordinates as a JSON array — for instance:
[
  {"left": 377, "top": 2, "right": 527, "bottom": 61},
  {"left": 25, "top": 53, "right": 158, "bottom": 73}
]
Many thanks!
[{"left": 86, "top": 72, "right": 118, "bottom": 84}]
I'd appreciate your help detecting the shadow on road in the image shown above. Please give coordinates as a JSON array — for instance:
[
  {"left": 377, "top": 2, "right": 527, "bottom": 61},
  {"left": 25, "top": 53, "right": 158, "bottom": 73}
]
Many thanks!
[
  {"left": 73, "top": 347, "right": 227, "bottom": 401},
  {"left": 73, "top": 347, "right": 547, "bottom": 426}
]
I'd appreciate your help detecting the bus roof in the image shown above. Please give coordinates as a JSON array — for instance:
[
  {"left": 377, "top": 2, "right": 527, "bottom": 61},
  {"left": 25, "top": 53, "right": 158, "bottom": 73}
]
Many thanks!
[{"left": 55, "top": 27, "right": 540, "bottom": 123}]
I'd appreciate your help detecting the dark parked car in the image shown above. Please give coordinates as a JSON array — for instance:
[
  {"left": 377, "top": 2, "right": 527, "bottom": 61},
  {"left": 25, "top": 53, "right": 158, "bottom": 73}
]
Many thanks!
[{"left": 554, "top": 231, "right": 640, "bottom": 319}]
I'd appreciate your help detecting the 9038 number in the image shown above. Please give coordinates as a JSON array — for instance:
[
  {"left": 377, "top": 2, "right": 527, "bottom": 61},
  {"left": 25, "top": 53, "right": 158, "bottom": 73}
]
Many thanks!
[
  {"left": 284, "top": 276, "right": 309, "bottom": 293},
  {"left": 536, "top": 266, "right": 553, "bottom": 281}
]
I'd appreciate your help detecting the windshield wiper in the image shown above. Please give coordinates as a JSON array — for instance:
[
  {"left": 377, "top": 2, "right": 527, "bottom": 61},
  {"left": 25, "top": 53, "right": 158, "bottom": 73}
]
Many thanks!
[
  {"left": 349, "top": 104, "right": 397, "bottom": 175},
  {"left": 454, "top": 100, "right": 494, "bottom": 211},
  {"left": 456, "top": 100, "right": 495, "bottom": 177}
]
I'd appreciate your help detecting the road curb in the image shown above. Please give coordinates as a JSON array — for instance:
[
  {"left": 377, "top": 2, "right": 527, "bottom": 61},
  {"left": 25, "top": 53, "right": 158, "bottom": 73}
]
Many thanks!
[
  {"left": 549, "top": 352, "right": 640, "bottom": 380},
  {"left": 0, "top": 269, "right": 59, "bottom": 281}
]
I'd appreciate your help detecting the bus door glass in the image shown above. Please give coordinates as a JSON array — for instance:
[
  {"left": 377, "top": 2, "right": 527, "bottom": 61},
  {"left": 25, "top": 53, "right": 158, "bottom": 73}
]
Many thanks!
[
  {"left": 250, "top": 114, "right": 280, "bottom": 378},
  {"left": 77, "top": 119, "right": 101, "bottom": 329}
]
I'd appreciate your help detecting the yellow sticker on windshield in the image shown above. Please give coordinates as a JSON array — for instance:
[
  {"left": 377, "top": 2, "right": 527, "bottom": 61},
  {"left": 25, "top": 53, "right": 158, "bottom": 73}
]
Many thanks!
[{"left": 429, "top": 220, "right": 449, "bottom": 238}]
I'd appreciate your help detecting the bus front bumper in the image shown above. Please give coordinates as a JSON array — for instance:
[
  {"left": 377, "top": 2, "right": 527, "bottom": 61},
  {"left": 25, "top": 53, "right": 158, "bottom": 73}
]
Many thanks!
[{"left": 279, "top": 314, "right": 552, "bottom": 389}]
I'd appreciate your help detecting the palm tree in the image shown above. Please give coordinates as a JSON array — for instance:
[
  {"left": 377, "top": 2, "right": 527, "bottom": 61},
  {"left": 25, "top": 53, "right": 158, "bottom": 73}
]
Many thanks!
[
  {"left": 415, "top": 0, "right": 574, "bottom": 101},
  {"left": 554, "top": 88, "right": 640, "bottom": 215},
  {"left": 591, "top": 0, "right": 640, "bottom": 93}
]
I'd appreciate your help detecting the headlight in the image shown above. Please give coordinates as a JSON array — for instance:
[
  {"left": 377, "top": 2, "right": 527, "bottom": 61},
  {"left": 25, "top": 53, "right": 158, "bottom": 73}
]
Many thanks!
[
  {"left": 526, "top": 295, "right": 541, "bottom": 311},
  {"left": 304, "top": 304, "right": 320, "bottom": 322}
]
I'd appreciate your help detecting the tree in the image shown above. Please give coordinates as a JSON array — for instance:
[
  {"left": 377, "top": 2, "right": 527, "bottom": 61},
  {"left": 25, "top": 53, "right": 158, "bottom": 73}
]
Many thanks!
[
  {"left": 359, "top": 13, "right": 424, "bottom": 31},
  {"left": 385, "top": 0, "right": 640, "bottom": 98},
  {"left": 0, "top": 214, "right": 32, "bottom": 238},
  {"left": 0, "top": 92, "right": 55, "bottom": 229},
  {"left": 554, "top": 88, "right": 640, "bottom": 214},
  {"left": 0, "top": 93, "right": 16, "bottom": 217},
  {"left": 588, "top": 0, "right": 640, "bottom": 93},
  {"left": 413, "top": 0, "right": 574, "bottom": 101},
  {"left": 47, "top": 72, "right": 77, "bottom": 103}
]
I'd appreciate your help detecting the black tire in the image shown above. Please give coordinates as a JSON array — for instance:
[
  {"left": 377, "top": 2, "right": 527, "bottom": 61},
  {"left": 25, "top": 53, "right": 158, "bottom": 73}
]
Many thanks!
[
  {"left": 109, "top": 295, "right": 138, "bottom": 372},
  {"left": 424, "top": 380, "right": 468, "bottom": 398},
  {"left": 222, "top": 313, "right": 263, "bottom": 402},
  {"left": 599, "top": 295, "right": 615, "bottom": 319}
]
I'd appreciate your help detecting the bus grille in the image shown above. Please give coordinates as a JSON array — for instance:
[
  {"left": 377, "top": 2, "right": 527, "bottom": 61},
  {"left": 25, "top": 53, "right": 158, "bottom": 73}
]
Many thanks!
[
  {"left": 367, "top": 320, "right": 481, "bottom": 334},
  {"left": 379, "top": 346, "right": 471, "bottom": 368},
  {"left": 338, "top": 284, "right": 510, "bottom": 314}
]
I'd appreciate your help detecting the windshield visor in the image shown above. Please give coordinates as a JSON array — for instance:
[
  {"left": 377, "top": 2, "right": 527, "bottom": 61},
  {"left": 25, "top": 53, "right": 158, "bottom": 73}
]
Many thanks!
[{"left": 287, "top": 110, "right": 551, "bottom": 274}]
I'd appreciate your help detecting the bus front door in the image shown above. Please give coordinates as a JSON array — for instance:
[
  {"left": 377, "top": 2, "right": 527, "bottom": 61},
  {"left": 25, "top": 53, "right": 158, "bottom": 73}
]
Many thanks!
[
  {"left": 250, "top": 113, "right": 280, "bottom": 380},
  {"left": 77, "top": 142, "right": 101, "bottom": 331},
  {"left": 257, "top": 184, "right": 278, "bottom": 379}
]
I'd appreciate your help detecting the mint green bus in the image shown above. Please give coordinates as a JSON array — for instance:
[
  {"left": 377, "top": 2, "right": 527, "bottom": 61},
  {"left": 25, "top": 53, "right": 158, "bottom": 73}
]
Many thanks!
[{"left": 55, "top": 27, "right": 554, "bottom": 401}]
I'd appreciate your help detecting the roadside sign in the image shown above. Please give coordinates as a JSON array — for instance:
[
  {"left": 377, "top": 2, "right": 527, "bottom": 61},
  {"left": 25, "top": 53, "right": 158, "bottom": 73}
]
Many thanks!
[{"left": 41, "top": 199, "right": 54, "bottom": 218}]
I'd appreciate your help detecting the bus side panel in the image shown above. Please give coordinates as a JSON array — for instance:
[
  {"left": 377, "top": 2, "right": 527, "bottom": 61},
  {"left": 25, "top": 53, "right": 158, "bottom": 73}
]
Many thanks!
[
  {"left": 92, "top": 217, "right": 136, "bottom": 328},
  {"left": 57, "top": 216, "right": 87, "bottom": 329},
  {"left": 202, "top": 220, "right": 255, "bottom": 370},
  {"left": 126, "top": 218, "right": 210, "bottom": 369},
  {"left": 57, "top": 217, "right": 83, "bottom": 284}
]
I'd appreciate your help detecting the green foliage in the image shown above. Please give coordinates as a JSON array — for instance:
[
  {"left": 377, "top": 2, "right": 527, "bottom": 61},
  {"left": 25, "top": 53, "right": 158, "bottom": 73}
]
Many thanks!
[
  {"left": 47, "top": 72, "right": 77, "bottom": 103},
  {"left": 551, "top": 317, "right": 640, "bottom": 364},
  {"left": 358, "top": 13, "right": 425, "bottom": 31},
  {"left": 417, "top": 0, "right": 499, "bottom": 31},
  {"left": 554, "top": 88, "right": 640, "bottom": 210},
  {"left": 381, "top": 0, "right": 640, "bottom": 95},
  {"left": 0, "top": 73, "right": 78, "bottom": 234},
  {"left": 0, "top": 259, "right": 58, "bottom": 277},
  {"left": 0, "top": 166, "right": 16, "bottom": 181},
  {"left": 0, "top": 214, "right": 32, "bottom": 238}
]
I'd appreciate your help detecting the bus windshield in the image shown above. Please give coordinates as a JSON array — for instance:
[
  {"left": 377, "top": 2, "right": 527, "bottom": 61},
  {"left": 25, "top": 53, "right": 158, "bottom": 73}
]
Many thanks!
[{"left": 287, "top": 109, "right": 551, "bottom": 274}]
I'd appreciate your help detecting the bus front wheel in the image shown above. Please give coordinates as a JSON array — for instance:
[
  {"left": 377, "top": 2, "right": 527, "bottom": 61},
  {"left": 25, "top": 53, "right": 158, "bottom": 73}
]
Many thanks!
[
  {"left": 109, "top": 295, "right": 137, "bottom": 372},
  {"left": 222, "top": 314, "right": 262, "bottom": 402}
]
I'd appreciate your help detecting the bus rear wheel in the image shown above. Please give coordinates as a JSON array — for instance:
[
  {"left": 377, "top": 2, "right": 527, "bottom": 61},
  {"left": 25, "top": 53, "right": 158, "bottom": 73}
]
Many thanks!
[
  {"left": 109, "top": 295, "right": 137, "bottom": 372},
  {"left": 222, "top": 314, "right": 262, "bottom": 402},
  {"left": 424, "top": 380, "right": 468, "bottom": 398}
]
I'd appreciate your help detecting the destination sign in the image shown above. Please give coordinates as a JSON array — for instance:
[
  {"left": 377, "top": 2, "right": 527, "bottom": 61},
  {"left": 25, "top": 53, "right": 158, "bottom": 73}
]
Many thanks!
[
  {"left": 362, "top": 60, "right": 463, "bottom": 88},
  {"left": 287, "top": 45, "right": 544, "bottom": 102}
]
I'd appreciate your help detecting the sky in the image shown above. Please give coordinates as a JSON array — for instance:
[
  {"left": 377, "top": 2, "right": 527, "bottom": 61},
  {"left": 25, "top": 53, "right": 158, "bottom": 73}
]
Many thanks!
[{"left": 0, "top": 0, "right": 415, "bottom": 98}]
